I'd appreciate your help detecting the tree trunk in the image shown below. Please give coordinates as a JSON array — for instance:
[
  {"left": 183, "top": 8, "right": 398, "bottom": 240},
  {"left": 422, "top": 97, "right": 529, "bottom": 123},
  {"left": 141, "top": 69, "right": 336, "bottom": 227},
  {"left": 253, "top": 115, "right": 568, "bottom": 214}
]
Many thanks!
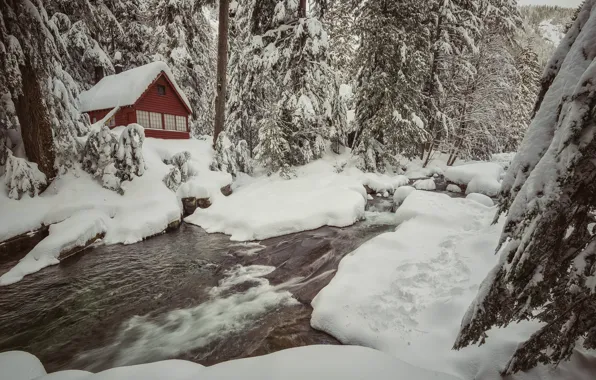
[
  {"left": 213, "top": 0, "right": 230, "bottom": 146},
  {"left": 15, "top": 60, "right": 56, "bottom": 182},
  {"left": 299, "top": 0, "right": 307, "bottom": 17}
]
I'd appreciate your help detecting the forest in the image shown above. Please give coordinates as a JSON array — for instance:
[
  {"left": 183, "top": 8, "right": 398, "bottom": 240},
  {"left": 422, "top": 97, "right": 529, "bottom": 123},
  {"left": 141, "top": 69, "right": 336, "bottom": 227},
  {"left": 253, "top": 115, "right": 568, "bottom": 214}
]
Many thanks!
[{"left": 2, "top": 1, "right": 596, "bottom": 380}]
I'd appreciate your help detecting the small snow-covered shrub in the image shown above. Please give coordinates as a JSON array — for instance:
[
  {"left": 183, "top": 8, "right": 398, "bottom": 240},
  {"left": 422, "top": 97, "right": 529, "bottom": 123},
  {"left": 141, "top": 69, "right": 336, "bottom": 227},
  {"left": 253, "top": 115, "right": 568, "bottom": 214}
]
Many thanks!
[
  {"left": 393, "top": 186, "right": 416, "bottom": 206},
  {"left": 82, "top": 125, "right": 118, "bottom": 177},
  {"left": 413, "top": 178, "right": 436, "bottom": 191},
  {"left": 163, "top": 167, "right": 182, "bottom": 191},
  {"left": 4, "top": 152, "right": 47, "bottom": 200},
  {"left": 466, "top": 175, "right": 500, "bottom": 197},
  {"left": 165, "top": 151, "right": 192, "bottom": 182},
  {"left": 466, "top": 193, "right": 494, "bottom": 207},
  {"left": 446, "top": 184, "right": 462, "bottom": 193},
  {"left": 212, "top": 133, "right": 253, "bottom": 176},
  {"left": 101, "top": 163, "right": 121, "bottom": 193},
  {"left": 116, "top": 124, "right": 146, "bottom": 182}
]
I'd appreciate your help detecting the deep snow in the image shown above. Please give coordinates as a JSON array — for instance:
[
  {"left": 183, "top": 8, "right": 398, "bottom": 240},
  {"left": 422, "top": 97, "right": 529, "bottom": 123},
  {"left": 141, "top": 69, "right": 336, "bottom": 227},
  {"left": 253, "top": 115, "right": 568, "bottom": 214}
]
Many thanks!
[
  {"left": 0, "top": 346, "right": 459, "bottom": 380},
  {"left": 0, "top": 136, "right": 231, "bottom": 285},
  {"left": 311, "top": 190, "right": 593, "bottom": 380}
]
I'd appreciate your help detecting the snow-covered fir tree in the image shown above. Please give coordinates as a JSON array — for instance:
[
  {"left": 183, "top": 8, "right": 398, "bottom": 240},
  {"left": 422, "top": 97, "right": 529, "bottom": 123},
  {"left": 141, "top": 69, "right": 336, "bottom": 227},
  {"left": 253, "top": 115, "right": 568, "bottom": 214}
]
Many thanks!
[
  {"left": 325, "top": 0, "right": 358, "bottom": 83},
  {"left": 0, "top": 0, "right": 90, "bottom": 193},
  {"left": 220, "top": 0, "right": 346, "bottom": 175},
  {"left": 81, "top": 125, "right": 118, "bottom": 179},
  {"left": 116, "top": 124, "right": 146, "bottom": 183},
  {"left": 421, "top": 0, "right": 483, "bottom": 165},
  {"left": 150, "top": 0, "right": 216, "bottom": 136},
  {"left": 506, "top": 44, "right": 540, "bottom": 152},
  {"left": 455, "top": 1, "right": 596, "bottom": 373},
  {"left": 350, "top": 0, "right": 430, "bottom": 172}
]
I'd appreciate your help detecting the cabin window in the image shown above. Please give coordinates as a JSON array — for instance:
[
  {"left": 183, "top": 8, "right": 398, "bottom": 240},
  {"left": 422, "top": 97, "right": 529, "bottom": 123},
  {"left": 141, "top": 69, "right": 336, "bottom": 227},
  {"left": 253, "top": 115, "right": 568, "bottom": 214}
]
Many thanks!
[
  {"left": 175, "top": 116, "right": 186, "bottom": 132},
  {"left": 157, "top": 85, "right": 166, "bottom": 96},
  {"left": 108, "top": 117, "right": 116, "bottom": 127},
  {"left": 136, "top": 110, "right": 151, "bottom": 128},
  {"left": 164, "top": 114, "right": 176, "bottom": 131},
  {"left": 149, "top": 112, "right": 163, "bottom": 129}
]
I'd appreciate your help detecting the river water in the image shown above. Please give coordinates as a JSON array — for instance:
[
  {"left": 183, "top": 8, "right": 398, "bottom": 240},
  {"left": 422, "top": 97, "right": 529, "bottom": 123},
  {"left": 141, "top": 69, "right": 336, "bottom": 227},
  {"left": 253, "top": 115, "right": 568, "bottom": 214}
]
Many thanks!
[{"left": 0, "top": 216, "right": 395, "bottom": 373}]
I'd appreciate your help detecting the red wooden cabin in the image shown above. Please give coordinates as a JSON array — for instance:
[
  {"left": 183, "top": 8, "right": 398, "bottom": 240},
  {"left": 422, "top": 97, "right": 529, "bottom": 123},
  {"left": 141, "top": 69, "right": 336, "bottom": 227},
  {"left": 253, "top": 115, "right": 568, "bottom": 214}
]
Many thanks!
[{"left": 79, "top": 62, "right": 193, "bottom": 139}]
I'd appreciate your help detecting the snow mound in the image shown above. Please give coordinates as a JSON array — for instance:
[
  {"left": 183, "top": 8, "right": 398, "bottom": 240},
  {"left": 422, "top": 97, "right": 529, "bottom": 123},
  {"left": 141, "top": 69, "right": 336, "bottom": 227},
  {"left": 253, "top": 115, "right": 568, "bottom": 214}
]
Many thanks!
[
  {"left": 444, "top": 162, "right": 503, "bottom": 186},
  {"left": 466, "top": 175, "right": 501, "bottom": 197},
  {"left": 2, "top": 346, "right": 459, "bottom": 380},
  {"left": 186, "top": 174, "right": 366, "bottom": 241},
  {"left": 311, "top": 191, "right": 587, "bottom": 380},
  {"left": 0, "top": 210, "right": 109, "bottom": 286},
  {"left": 0, "top": 351, "right": 46, "bottom": 380},
  {"left": 393, "top": 186, "right": 416, "bottom": 206},
  {"left": 413, "top": 178, "right": 436, "bottom": 191},
  {"left": 446, "top": 184, "right": 462, "bottom": 193},
  {"left": 177, "top": 178, "right": 210, "bottom": 199},
  {"left": 466, "top": 193, "right": 494, "bottom": 207}
]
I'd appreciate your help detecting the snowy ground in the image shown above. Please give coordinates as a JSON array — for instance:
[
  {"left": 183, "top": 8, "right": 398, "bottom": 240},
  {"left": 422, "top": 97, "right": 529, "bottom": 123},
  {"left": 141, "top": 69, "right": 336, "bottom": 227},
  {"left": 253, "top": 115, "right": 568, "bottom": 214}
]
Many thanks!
[
  {"left": 0, "top": 135, "right": 231, "bottom": 285},
  {"left": 311, "top": 190, "right": 594, "bottom": 380},
  {"left": 1, "top": 346, "right": 459, "bottom": 380},
  {"left": 0, "top": 140, "right": 511, "bottom": 284}
]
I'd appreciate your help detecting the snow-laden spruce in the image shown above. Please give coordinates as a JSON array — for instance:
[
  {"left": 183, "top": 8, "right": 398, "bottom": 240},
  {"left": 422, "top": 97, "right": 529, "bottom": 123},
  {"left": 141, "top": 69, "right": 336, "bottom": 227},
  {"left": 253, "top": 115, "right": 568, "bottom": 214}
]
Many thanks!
[
  {"left": 150, "top": 0, "right": 216, "bottom": 136},
  {"left": 219, "top": 0, "right": 347, "bottom": 175},
  {"left": 455, "top": 0, "right": 596, "bottom": 374}
]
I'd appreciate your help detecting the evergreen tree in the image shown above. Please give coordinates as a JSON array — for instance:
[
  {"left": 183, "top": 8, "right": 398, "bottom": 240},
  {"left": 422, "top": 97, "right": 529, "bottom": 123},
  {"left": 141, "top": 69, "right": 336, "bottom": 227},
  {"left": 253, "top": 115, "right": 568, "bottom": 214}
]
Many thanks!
[
  {"left": 220, "top": 0, "right": 346, "bottom": 174},
  {"left": 0, "top": 0, "right": 90, "bottom": 189},
  {"left": 116, "top": 124, "right": 146, "bottom": 183},
  {"left": 350, "top": 0, "right": 430, "bottom": 172},
  {"left": 421, "top": 0, "right": 483, "bottom": 165},
  {"left": 150, "top": 0, "right": 216, "bottom": 136},
  {"left": 454, "top": 1, "right": 596, "bottom": 373}
]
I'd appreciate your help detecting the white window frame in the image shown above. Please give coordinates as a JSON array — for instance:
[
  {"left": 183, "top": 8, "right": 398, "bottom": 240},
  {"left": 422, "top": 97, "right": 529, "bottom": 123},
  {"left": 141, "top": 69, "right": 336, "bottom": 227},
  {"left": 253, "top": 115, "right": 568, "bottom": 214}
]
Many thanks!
[
  {"left": 149, "top": 112, "right": 163, "bottom": 129},
  {"left": 164, "top": 114, "right": 176, "bottom": 131},
  {"left": 136, "top": 110, "right": 151, "bottom": 129},
  {"left": 175, "top": 116, "right": 187, "bottom": 132}
]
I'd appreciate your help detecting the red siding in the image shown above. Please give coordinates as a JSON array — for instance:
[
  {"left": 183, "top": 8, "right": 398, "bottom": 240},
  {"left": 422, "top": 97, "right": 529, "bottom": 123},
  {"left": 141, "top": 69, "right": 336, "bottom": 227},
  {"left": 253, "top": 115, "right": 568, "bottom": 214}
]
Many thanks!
[
  {"left": 84, "top": 72, "right": 191, "bottom": 140},
  {"left": 87, "top": 106, "right": 134, "bottom": 127},
  {"left": 136, "top": 75, "right": 189, "bottom": 119}
]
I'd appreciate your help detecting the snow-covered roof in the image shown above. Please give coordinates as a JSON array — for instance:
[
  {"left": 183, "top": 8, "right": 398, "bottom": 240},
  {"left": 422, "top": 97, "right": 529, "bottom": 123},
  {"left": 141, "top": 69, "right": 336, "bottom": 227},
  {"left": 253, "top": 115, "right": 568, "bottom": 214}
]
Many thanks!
[{"left": 79, "top": 61, "right": 192, "bottom": 113}]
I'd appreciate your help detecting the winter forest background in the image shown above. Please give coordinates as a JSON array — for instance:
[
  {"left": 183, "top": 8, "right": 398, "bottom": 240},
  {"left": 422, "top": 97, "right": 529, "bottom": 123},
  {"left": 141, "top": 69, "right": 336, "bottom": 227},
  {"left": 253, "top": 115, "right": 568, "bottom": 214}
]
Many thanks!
[
  {"left": 4, "top": 0, "right": 596, "bottom": 377},
  {"left": 0, "top": 0, "right": 574, "bottom": 193}
]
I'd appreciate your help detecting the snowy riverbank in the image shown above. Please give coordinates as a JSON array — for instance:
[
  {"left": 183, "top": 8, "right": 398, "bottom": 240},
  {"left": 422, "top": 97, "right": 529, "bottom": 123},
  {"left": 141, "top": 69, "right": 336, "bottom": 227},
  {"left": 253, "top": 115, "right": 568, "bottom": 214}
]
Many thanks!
[
  {"left": 311, "top": 190, "right": 595, "bottom": 380},
  {"left": 0, "top": 135, "right": 506, "bottom": 285}
]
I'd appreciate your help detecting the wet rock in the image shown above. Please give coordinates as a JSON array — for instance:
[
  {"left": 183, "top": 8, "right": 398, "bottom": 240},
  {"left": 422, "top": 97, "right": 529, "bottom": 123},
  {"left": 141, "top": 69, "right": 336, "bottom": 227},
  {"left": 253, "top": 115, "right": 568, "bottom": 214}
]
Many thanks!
[
  {"left": 0, "top": 226, "right": 49, "bottom": 265},
  {"left": 182, "top": 197, "right": 197, "bottom": 216},
  {"left": 58, "top": 232, "right": 105, "bottom": 261},
  {"left": 220, "top": 184, "right": 233, "bottom": 196},
  {"left": 433, "top": 174, "right": 448, "bottom": 191},
  {"left": 166, "top": 218, "right": 182, "bottom": 232},
  {"left": 197, "top": 197, "right": 212, "bottom": 209},
  {"left": 363, "top": 185, "right": 375, "bottom": 195}
]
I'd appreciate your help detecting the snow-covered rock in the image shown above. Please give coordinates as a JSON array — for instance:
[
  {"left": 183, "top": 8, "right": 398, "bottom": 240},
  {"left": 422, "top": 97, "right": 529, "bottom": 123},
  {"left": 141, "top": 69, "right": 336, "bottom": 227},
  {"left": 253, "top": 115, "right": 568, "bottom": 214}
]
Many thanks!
[
  {"left": 413, "top": 178, "right": 436, "bottom": 191},
  {"left": 444, "top": 162, "right": 503, "bottom": 186},
  {"left": 186, "top": 173, "right": 366, "bottom": 241},
  {"left": 0, "top": 346, "right": 458, "bottom": 380},
  {"left": 466, "top": 193, "right": 494, "bottom": 207},
  {"left": 393, "top": 186, "right": 416, "bottom": 206},
  {"left": 466, "top": 175, "right": 501, "bottom": 197},
  {"left": 446, "top": 184, "right": 462, "bottom": 193},
  {"left": 0, "top": 210, "right": 109, "bottom": 286}
]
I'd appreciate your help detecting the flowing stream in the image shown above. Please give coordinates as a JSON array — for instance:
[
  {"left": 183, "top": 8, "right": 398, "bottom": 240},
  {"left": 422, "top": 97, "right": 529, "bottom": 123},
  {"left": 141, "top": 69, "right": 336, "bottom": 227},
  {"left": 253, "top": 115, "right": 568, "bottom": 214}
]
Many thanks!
[{"left": 0, "top": 218, "right": 395, "bottom": 373}]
